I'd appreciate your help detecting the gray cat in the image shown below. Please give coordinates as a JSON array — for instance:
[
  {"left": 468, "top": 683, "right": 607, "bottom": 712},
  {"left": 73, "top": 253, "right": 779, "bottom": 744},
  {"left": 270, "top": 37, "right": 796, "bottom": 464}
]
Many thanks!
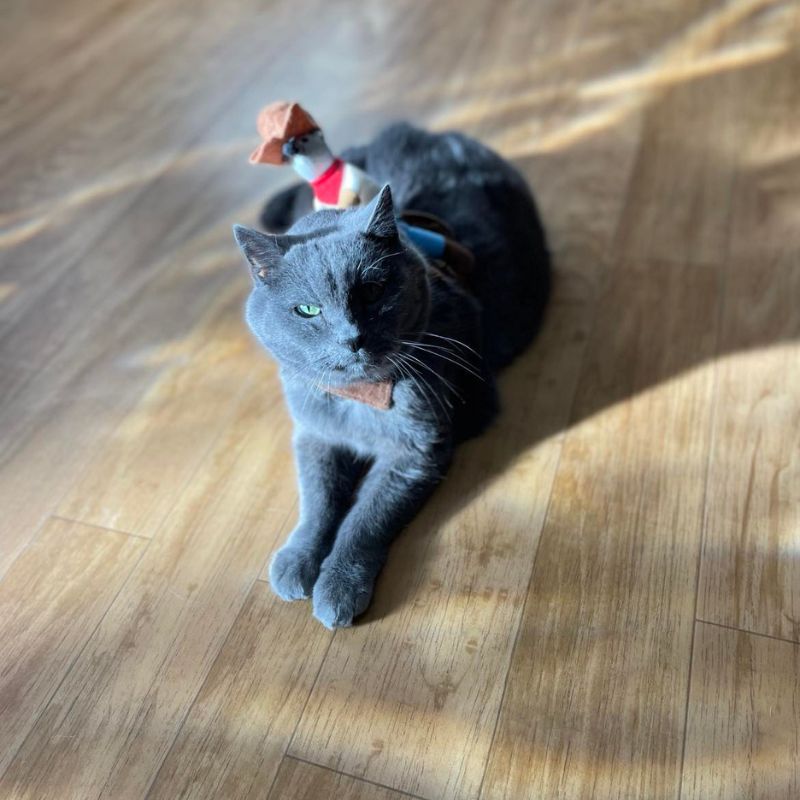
[{"left": 233, "top": 123, "right": 550, "bottom": 628}]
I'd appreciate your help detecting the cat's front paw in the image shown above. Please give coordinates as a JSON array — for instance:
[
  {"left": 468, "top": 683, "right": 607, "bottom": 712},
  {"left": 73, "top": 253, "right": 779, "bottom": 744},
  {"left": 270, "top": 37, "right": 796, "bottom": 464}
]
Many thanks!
[
  {"left": 312, "top": 562, "right": 374, "bottom": 629},
  {"left": 269, "top": 546, "right": 320, "bottom": 601}
]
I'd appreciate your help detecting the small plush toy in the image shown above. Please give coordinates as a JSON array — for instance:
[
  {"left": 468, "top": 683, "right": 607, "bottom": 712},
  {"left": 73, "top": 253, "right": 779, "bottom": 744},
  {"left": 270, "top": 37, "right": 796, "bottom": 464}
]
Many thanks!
[
  {"left": 250, "top": 101, "right": 473, "bottom": 275},
  {"left": 250, "top": 102, "right": 378, "bottom": 209}
]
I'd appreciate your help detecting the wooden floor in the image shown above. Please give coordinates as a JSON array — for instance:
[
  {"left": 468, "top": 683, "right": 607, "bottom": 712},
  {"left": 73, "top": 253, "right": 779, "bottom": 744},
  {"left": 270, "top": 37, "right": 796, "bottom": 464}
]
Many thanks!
[{"left": 1, "top": 0, "right": 799, "bottom": 797}]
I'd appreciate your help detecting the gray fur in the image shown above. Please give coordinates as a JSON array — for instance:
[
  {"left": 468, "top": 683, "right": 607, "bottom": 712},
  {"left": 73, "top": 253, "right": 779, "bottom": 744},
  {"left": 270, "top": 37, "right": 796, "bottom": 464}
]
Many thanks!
[{"left": 234, "top": 124, "right": 550, "bottom": 628}]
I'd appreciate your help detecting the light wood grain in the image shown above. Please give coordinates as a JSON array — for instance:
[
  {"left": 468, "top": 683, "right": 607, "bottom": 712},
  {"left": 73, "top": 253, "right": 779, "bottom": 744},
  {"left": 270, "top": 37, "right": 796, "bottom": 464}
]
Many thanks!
[
  {"left": 56, "top": 284, "right": 260, "bottom": 538},
  {"left": 148, "top": 581, "right": 331, "bottom": 799},
  {"left": 268, "top": 757, "right": 414, "bottom": 800},
  {"left": 697, "top": 262, "right": 800, "bottom": 642},
  {"left": 0, "top": 517, "right": 145, "bottom": 775},
  {"left": 681, "top": 622, "right": 800, "bottom": 800},
  {"left": 0, "top": 227, "right": 246, "bottom": 577},
  {"left": 1, "top": 0, "right": 800, "bottom": 797},
  {"left": 481, "top": 17, "right": 800, "bottom": 794},
  {"left": 0, "top": 380, "right": 296, "bottom": 800},
  {"left": 697, "top": 15, "right": 800, "bottom": 642},
  {"left": 480, "top": 256, "right": 720, "bottom": 800},
  {"left": 0, "top": 0, "right": 143, "bottom": 106}
]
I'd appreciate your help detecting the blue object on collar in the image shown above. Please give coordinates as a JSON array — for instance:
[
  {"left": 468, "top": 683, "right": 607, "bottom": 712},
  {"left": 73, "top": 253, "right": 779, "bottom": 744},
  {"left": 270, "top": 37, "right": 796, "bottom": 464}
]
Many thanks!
[{"left": 398, "top": 221, "right": 447, "bottom": 259}]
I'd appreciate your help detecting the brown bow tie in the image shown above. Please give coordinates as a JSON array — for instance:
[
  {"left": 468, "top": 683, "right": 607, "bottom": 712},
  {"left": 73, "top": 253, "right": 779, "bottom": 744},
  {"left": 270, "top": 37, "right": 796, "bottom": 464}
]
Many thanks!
[{"left": 324, "top": 380, "right": 393, "bottom": 410}]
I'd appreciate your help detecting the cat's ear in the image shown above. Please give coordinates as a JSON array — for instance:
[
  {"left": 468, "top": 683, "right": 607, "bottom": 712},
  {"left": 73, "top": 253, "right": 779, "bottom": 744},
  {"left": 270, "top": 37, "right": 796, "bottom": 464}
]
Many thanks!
[
  {"left": 232, "top": 224, "right": 286, "bottom": 284},
  {"left": 363, "top": 184, "right": 397, "bottom": 240}
]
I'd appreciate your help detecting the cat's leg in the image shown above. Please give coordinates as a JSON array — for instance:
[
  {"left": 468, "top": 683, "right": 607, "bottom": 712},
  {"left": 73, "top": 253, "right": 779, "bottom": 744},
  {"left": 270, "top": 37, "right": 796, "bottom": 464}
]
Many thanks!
[
  {"left": 269, "top": 432, "right": 363, "bottom": 601},
  {"left": 312, "top": 447, "right": 449, "bottom": 628}
]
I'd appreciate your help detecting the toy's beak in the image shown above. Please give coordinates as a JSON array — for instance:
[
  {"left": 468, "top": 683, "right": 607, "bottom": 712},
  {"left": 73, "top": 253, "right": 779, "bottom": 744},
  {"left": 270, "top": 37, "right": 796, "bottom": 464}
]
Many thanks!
[{"left": 281, "top": 139, "right": 297, "bottom": 158}]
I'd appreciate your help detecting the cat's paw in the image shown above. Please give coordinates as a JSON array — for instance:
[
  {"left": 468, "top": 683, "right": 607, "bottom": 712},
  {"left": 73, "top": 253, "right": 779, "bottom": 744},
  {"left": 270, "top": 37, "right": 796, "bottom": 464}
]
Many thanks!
[
  {"left": 269, "top": 546, "right": 320, "bottom": 601},
  {"left": 312, "top": 563, "right": 374, "bottom": 629}
]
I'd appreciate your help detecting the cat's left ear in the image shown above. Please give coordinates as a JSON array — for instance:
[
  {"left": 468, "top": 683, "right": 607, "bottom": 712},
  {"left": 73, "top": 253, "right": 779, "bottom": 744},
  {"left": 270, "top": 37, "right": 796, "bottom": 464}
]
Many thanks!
[
  {"left": 232, "top": 225, "right": 287, "bottom": 284},
  {"left": 363, "top": 184, "right": 398, "bottom": 241}
]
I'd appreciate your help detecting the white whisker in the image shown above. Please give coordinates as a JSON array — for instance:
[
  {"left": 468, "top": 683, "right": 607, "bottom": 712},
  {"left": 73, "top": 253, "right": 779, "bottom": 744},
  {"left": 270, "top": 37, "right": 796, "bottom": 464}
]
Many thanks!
[
  {"left": 389, "top": 354, "right": 439, "bottom": 420},
  {"left": 395, "top": 352, "right": 452, "bottom": 419},
  {"left": 400, "top": 339, "right": 484, "bottom": 381},
  {"left": 361, "top": 249, "right": 404, "bottom": 277},
  {"left": 417, "top": 331, "right": 482, "bottom": 358},
  {"left": 397, "top": 350, "right": 461, "bottom": 405}
]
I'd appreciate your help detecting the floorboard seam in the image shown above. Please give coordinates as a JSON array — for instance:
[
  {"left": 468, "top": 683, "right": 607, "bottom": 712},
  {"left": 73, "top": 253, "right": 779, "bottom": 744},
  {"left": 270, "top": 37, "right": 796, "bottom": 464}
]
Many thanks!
[
  {"left": 676, "top": 150, "right": 738, "bottom": 800},
  {"left": 49, "top": 514, "right": 150, "bottom": 541},
  {"left": 137, "top": 373, "right": 289, "bottom": 798},
  {"left": 0, "top": 533, "right": 150, "bottom": 784},
  {"left": 284, "top": 632, "right": 337, "bottom": 759},
  {"left": 473, "top": 249, "right": 609, "bottom": 799},
  {"left": 283, "top": 753, "right": 430, "bottom": 800},
  {"left": 696, "top": 618, "right": 800, "bottom": 647},
  {"left": 141, "top": 572, "right": 262, "bottom": 800}
]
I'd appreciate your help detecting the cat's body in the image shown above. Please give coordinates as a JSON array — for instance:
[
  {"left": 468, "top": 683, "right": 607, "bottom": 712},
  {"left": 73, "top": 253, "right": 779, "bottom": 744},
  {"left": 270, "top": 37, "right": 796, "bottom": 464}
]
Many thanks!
[{"left": 234, "top": 124, "right": 549, "bottom": 628}]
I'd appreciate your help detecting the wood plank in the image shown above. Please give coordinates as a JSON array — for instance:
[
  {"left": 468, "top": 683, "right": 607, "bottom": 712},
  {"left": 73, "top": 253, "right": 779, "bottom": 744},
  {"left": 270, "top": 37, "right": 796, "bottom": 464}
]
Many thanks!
[
  {"left": 0, "top": 31, "right": 288, "bottom": 574},
  {"left": 0, "top": 112, "right": 259, "bottom": 369},
  {"left": 697, "top": 22, "right": 800, "bottom": 642},
  {"left": 0, "top": 378, "right": 297, "bottom": 799},
  {"left": 0, "top": 0, "right": 156, "bottom": 131},
  {"left": 0, "top": 0, "right": 337, "bottom": 361},
  {"left": 681, "top": 622, "right": 800, "bottom": 800},
  {"left": 0, "top": 230, "right": 246, "bottom": 577},
  {"left": 480, "top": 23, "right": 794, "bottom": 794},
  {"left": 56, "top": 285, "right": 263, "bottom": 538},
  {"left": 611, "top": 0, "right": 796, "bottom": 266},
  {"left": 480, "top": 257, "right": 720, "bottom": 800},
  {"left": 0, "top": 517, "right": 145, "bottom": 775},
  {"left": 148, "top": 581, "right": 331, "bottom": 799},
  {"left": 697, "top": 256, "right": 800, "bottom": 641},
  {"left": 268, "top": 758, "right": 414, "bottom": 800},
  {"left": 0, "top": 0, "right": 287, "bottom": 187},
  {"left": 0, "top": 0, "right": 252, "bottom": 314}
]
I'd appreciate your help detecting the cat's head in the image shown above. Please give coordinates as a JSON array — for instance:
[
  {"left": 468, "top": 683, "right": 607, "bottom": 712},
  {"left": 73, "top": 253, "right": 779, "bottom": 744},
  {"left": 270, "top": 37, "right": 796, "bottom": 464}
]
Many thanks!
[{"left": 233, "top": 185, "right": 430, "bottom": 387}]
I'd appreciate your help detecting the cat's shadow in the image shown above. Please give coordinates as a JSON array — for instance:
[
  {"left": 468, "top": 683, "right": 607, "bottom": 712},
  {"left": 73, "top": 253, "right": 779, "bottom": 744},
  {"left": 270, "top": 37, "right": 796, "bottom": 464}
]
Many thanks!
[{"left": 364, "top": 142, "right": 799, "bottom": 624}]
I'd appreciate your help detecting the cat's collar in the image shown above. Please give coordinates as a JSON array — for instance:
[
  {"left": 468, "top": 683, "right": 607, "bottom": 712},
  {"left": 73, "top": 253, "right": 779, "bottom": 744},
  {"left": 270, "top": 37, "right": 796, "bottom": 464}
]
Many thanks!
[{"left": 324, "top": 380, "right": 393, "bottom": 410}]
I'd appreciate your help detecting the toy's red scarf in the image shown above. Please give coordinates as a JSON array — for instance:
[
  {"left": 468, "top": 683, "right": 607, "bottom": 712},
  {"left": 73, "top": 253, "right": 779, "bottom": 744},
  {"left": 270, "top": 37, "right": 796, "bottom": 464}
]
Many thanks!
[{"left": 310, "top": 159, "right": 345, "bottom": 205}]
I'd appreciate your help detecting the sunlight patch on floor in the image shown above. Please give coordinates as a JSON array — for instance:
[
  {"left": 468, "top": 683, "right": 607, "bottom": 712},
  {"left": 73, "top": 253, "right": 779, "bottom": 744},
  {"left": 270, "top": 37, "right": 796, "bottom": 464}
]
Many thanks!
[
  {"left": 0, "top": 138, "right": 253, "bottom": 249},
  {"left": 434, "top": 0, "right": 796, "bottom": 159},
  {"left": 0, "top": 283, "right": 17, "bottom": 303}
]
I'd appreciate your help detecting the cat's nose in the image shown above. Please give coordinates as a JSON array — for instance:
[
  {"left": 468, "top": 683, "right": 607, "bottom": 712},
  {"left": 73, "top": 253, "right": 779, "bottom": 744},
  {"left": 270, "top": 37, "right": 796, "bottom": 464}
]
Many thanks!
[{"left": 346, "top": 335, "right": 365, "bottom": 353}]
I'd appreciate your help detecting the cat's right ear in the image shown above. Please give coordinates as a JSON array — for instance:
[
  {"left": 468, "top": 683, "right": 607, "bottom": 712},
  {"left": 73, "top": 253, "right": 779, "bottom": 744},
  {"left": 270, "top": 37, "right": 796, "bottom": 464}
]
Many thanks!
[
  {"left": 232, "top": 225, "right": 285, "bottom": 285},
  {"left": 363, "top": 184, "right": 398, "bottom": 241}
]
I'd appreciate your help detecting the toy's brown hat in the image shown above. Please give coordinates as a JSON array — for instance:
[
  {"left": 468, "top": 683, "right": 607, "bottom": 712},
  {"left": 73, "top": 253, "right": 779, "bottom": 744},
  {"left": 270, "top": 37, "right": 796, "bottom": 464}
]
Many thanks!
[{"left": 249, "top": 101, "right": 319, "bottom": 165}]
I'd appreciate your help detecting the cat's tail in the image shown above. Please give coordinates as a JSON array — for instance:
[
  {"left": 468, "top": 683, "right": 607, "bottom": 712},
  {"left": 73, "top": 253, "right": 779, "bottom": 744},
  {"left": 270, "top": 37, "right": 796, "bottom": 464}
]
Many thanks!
[{"left": 259, "top": 182, "right": 313, "bottom": 232}]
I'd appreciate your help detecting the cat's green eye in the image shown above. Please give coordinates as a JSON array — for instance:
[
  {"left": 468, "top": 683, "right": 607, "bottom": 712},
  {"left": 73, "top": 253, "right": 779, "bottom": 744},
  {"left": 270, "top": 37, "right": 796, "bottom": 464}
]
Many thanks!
[{"left": 295, "top": 304, "right": 321, "bottom": 318}]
